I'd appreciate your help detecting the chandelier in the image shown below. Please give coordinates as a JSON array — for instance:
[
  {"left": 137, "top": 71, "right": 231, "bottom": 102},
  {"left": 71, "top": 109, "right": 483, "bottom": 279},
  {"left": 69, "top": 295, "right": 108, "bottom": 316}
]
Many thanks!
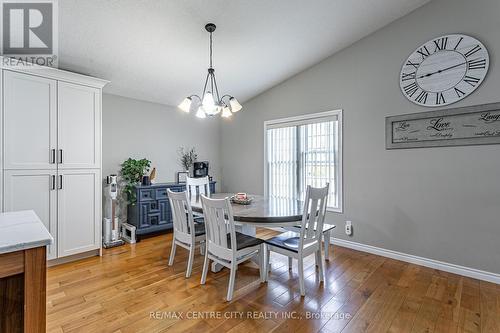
[{"left": 178, "top": 23, "right": 242, "bottom": 118}]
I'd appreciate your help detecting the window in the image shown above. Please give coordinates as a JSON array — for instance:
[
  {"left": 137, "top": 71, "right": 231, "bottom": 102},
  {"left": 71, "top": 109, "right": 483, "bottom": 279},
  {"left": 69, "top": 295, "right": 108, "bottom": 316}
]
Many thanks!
[{"left": 264, "top": 110, "right": 342, "bottom": 212}]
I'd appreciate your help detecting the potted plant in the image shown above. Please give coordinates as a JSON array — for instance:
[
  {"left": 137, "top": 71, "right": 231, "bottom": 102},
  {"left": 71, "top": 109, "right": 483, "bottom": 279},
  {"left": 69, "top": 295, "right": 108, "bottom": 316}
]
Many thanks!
[
  {"left": 120, "top": 158, "right": 151, "bottom": 204},
  {"left": 178, "top": 147, "right": 197, "bottom": 172}
]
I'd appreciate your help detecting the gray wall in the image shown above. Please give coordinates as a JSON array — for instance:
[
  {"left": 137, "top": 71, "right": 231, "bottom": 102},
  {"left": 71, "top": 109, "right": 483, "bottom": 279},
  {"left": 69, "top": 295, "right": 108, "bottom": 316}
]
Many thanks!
[
  {"left": 220, "top": 0, "right": 500, "bottom": 274},
  {"left": 102, "top": 94, "right": 221, "bottom": 184}
]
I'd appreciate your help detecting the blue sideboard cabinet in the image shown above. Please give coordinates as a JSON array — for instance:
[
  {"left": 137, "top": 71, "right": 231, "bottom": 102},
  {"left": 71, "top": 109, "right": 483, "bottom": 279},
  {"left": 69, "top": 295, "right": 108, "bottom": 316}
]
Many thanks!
[{"left": 127, "top": 181, "right": 216, "bottom": 237}]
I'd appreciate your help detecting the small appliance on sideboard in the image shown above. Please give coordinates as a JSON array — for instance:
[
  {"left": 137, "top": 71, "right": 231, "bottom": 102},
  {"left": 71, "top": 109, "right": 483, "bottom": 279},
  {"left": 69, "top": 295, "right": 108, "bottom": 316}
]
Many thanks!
[
  {"left": 103, "top": 175, "right": 125, "bottom": 248},
  {"left": 191, "top": 161, "right": 209, "bottom": 178}
]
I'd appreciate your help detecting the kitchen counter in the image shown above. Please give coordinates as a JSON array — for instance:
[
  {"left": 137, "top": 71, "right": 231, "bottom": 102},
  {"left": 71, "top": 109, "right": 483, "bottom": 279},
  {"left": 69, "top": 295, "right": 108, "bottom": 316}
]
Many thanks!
[
  {"left": 0, "top": 210, "right": 53, "bottom": 333},
  {"left": 0, "top": 210, "right": 53, "bottom": 254}
]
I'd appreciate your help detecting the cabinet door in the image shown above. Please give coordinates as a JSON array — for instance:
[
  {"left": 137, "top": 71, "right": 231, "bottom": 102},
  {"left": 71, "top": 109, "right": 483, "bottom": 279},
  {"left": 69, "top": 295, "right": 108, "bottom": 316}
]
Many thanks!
[
  {"left": 58, "top": 82, "right": 100, "bottom": 169},
  {"left": 3, "top": 170, "right": 58, "bottom": 259},
  {"left": 57, "top": 169, "right": 100, "bottom": 257},
  {"left": 3, "top": 71, "right": 57, "bottom": 170}
]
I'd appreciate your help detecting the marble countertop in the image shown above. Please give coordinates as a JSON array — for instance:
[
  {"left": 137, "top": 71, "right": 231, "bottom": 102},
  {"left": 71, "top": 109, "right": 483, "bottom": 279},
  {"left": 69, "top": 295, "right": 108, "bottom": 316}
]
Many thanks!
[{"left": 0, "top": 210, "right": 53, "bottom": 254}]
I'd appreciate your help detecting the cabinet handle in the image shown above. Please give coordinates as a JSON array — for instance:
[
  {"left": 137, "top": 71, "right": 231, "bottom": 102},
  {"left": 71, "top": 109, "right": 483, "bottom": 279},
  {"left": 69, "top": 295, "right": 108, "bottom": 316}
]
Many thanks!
[
  {"left": 58, "top": 175, "right": 63, "bottom": 190},
  {"left": 50, "top": 149, "right": 56, "bottom": 164},
  {"left": 51, "top": 175, "right": 56, "bottom": 190},
  {"left": 58, "top": 149, "right": 63, "bottom": 164}
]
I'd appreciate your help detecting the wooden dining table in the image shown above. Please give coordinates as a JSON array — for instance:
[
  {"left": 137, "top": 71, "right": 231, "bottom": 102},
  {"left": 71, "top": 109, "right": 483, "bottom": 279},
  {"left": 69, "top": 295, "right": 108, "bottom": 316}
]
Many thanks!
[
  {"left": 190, "top": 192, "right": 304, "bottom": 227},
  {"left": 190, "top": 193, "right": 305, "bottom": 272}
]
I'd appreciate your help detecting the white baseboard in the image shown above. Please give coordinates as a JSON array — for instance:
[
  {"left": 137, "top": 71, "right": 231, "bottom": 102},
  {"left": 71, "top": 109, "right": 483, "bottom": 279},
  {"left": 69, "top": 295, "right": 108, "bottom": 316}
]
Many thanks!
[{"left": 331, "top": 237, "right": 500, "bottom": 284}]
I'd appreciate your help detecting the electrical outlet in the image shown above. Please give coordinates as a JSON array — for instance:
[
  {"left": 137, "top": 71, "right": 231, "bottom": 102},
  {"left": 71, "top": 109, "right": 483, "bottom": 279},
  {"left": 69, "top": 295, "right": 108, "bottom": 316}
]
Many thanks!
[{"left": 345, "top": 221, "right": 353, "bottom": 236}]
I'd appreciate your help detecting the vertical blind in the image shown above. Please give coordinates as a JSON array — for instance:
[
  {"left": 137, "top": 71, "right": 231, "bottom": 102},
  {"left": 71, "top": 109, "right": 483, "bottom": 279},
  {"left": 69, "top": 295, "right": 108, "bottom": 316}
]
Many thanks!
[{"left": 266, "top": 114, "right": 341, "bottom": 210}]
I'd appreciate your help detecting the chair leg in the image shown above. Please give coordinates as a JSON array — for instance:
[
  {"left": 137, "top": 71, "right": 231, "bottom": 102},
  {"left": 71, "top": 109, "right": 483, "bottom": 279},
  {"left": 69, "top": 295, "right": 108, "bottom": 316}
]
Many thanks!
[
  {"left": 186, "top": 245, "right": 195, "bottom": 278},
  {"left": 317, "top": 250, "right": 325, "bottom": 282},
  {"left": 266, "top": 248, "right": 271, "bottom": 273},
  {"left": 259, "top": 244, "right": 265, "bottom": 283},
  {"left": 324, "top": 230, "right": 331, "bottom": 261},
  {"left": 227, "top": 264, "right": 237, "bottom": 301},
  {"left": 168, "top": 241, "right": 176, "bottom": 266},
  {"left": 200, "top": 240, "right": 206, "bottom": 255},
  {"left": 200, "top": 247, "right": 209, "bottom": 285},
  {"left": 288, "top": 257, "right": 293, "bottom": 270},
  {"left": 298, "top": 257, "right": 305, "bottom": 296}
]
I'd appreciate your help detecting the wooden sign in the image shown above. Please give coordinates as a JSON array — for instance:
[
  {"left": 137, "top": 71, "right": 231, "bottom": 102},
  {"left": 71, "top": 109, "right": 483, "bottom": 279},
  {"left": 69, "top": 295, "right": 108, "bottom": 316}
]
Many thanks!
[{"left": 386, "top": 102, "right": 500, "bottom": 149}]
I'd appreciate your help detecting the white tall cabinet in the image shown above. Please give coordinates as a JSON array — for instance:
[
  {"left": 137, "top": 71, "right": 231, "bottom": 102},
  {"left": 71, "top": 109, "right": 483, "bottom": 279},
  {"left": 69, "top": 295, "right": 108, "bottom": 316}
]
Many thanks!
[{"left": 1, "top": 63, "right": 108, "bottom": 261}]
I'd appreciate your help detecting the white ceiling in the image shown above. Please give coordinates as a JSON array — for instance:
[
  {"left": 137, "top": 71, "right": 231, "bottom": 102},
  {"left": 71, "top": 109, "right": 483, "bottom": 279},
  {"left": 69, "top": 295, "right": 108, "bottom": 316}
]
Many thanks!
[{"left": 59, "top": 0, "right": 430, "bottom": 106}]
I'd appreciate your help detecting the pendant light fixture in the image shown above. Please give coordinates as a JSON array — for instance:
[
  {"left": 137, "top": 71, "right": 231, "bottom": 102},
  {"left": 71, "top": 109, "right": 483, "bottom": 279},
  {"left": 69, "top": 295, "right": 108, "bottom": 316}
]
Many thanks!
[{"left": 178, "top": 23, "right": 242, "bottom": 118}]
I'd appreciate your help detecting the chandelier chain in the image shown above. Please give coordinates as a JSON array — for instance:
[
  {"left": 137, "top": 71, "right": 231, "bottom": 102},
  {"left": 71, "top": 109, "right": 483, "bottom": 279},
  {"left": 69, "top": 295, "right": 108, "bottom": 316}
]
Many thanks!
[{"left": 209, "top": 32, "right": 213, "bottom": 68}]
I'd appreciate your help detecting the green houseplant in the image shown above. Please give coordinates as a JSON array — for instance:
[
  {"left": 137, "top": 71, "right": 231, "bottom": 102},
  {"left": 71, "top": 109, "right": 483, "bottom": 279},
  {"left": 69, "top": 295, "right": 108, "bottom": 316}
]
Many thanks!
[{"left": 120, "top": 158, "right": 151, "bottom": 204}]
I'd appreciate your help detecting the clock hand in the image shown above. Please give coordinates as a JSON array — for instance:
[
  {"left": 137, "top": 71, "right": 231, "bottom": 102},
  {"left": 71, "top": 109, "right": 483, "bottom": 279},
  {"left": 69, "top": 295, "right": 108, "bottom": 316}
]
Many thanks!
[{"left": 418, "top": 61, "right": 467, "bottom": 79}]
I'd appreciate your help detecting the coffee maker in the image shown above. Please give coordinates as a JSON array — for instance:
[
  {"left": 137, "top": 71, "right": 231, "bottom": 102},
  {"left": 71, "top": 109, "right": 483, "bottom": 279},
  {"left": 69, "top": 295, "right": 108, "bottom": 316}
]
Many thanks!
[{"left": 191, "top": 161, "right": 209, "bottom": 178}]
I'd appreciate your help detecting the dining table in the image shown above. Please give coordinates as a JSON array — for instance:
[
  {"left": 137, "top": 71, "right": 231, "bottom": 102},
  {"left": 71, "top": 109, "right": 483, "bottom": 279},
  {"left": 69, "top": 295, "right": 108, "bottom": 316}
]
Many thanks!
[{"left": 190, "top": 192, "right": 306, "bottom": 272}]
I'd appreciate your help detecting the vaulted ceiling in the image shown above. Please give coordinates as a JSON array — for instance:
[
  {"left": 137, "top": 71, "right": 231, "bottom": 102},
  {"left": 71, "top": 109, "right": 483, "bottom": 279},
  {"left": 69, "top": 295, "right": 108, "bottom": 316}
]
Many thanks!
[{"left": 59, "top": 0, "right": 430, "bottom": 106}]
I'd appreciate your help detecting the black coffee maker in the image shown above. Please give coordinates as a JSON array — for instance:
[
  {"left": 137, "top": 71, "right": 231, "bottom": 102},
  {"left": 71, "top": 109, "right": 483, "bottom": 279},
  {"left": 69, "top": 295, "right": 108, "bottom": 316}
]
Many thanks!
[{"left": 191, "top": 161, "right": 209, "bottom": 178}]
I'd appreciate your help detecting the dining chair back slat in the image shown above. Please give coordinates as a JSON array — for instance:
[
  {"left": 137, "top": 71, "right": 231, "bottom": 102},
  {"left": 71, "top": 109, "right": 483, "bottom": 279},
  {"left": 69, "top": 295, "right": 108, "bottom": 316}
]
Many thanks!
[
  {"left": 168, "top": 190, "right": 194, "bottom": 238},
  {"left": 299, "top": 184, "right": 329, "bottom": 248},
  {"left": 200, "top": 195, "right": 236, "bottom": 258},
  {"left": 186, "top": 176, "right": 210, "bottom": 197}
]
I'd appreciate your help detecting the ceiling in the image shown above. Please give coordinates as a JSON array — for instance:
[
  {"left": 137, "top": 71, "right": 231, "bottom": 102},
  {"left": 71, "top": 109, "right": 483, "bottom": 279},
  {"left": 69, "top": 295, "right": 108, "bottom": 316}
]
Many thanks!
[{"left": 59, "top": 0, "right": 430, "bottom": 106}]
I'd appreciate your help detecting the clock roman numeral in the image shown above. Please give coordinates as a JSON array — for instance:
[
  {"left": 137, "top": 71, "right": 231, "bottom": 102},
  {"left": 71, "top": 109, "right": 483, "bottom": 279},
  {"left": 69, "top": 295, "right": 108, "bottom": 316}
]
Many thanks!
[
  {"left": 433, "top": 37, "right": 448, "bottom": 51},
  {"left": 406, "top": 60, "right": 420, "bottom": 69},
  {"left": 417, "top": 46, "right": 431, "bottom": 59},
  {"left": 463, "top": 75, "right": 480, "bottom": 87},
  {"left": 401, "top": 72, "right": 416, "bottom": 81},
  {"left": 454, "top": 87, "right": 466, "bottom": 98},
  {"left": 415, "top": 91, "right": 428, "bottom": 104},
  {"left": 464, "top": 45, "right": 482, "bottom": 58},
  {"left": 453, "top": 36, "right": 464, "bottom": 50},
  {"left": 467, "top": 59, "right": 486, "bottom": 70},
  {"left": 436, "top": 92, "right": 446, "bottom": 105},
  {"left": 403, "top": 82, "right": 419, "bottom": 97}
]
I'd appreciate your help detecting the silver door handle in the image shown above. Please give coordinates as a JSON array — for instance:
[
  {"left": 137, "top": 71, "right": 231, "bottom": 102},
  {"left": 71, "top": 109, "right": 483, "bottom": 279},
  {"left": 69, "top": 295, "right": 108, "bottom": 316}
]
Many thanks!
[
  {"left": 50, "top": 149, "right": 56, "bottom": 164},
  {"left": 51, "top": 175, "right": 56, "bottom": 190},
  {"left": 58, "top": 149, "right": 63, "bottom": 164},
  {"left": 58, "top": 175, "right": 63, "bottom": 190}
]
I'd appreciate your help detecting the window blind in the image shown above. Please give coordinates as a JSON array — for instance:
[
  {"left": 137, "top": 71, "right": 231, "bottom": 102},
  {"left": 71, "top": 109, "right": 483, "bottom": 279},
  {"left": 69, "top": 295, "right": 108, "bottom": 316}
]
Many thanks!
[{"left": 265, "top": 113, "right": 341, "bottom": 211}]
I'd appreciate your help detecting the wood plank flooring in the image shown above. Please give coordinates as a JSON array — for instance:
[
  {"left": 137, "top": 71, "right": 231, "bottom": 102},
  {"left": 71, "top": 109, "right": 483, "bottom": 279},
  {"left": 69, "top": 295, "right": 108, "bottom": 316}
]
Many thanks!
[{"left": 47, "top": 229, "right": 500, "bottom": 333}]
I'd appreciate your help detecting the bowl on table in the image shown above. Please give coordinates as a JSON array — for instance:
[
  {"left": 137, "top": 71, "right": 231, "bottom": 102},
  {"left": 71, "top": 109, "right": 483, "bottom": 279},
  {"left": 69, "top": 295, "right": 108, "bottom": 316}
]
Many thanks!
[{"left": 230, "top": 193, "right": 253, "bottom": 205}]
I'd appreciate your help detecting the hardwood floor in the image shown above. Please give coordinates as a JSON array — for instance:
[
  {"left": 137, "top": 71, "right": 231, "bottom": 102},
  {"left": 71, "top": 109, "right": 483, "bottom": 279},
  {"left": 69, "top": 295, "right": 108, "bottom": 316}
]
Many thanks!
[{"left": 47, "top": 229, "right": 500, "bottom": 333}]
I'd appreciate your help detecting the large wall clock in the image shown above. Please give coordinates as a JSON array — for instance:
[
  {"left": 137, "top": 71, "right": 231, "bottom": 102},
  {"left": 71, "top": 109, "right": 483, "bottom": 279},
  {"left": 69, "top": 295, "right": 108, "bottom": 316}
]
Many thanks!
[{"left": 400, "top": 34, "right": 489, "bottom": 107}]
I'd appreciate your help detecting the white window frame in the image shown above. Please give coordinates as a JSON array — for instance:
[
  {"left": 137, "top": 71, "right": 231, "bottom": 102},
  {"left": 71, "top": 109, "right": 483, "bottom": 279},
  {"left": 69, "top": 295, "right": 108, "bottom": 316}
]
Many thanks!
[{"left": 263, "top": 109, "right": 343, "bottom": 213}]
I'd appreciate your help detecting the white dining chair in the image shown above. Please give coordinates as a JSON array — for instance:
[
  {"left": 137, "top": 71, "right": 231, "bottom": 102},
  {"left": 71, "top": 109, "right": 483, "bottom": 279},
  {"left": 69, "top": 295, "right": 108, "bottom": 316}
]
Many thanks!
[
  {"left": 186, "top": 176, "right": 211, "bottom": 197},
  {"left": 167, "top": 189, "right": 206, "bottom": 278},
  {"left": 287, "top": 223, "right": 336, "bottom": 261},
  {"left": 186, "top": 176, "right": 210, "bottom": 221},
  {"left": 264, "top": 184, "right": 329, "bottom": 296},
  {"left": 200, "top": 195, "right": 265, "bottom": 301}
]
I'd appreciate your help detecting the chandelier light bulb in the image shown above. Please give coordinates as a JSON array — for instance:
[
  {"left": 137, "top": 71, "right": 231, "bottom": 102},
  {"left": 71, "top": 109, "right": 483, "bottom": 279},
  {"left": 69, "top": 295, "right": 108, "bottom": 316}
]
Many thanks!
[
  {"left": 178, "top": 97, "right": 192, "bottom": 113},
  {"left": 202, "top": 92, "right": 216, "bottom": 112},
  {"left": 196, "top": 106, "right": 207, "bottom": 119},
  {"left": 221, "top": 106, "right": 232, "bottom": 118},
  {"left": 229, "top": 97, "right": 242, "bottom": 112},
  {"left": 213, "top": 105, "right": 222, "bottom": 115}
]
